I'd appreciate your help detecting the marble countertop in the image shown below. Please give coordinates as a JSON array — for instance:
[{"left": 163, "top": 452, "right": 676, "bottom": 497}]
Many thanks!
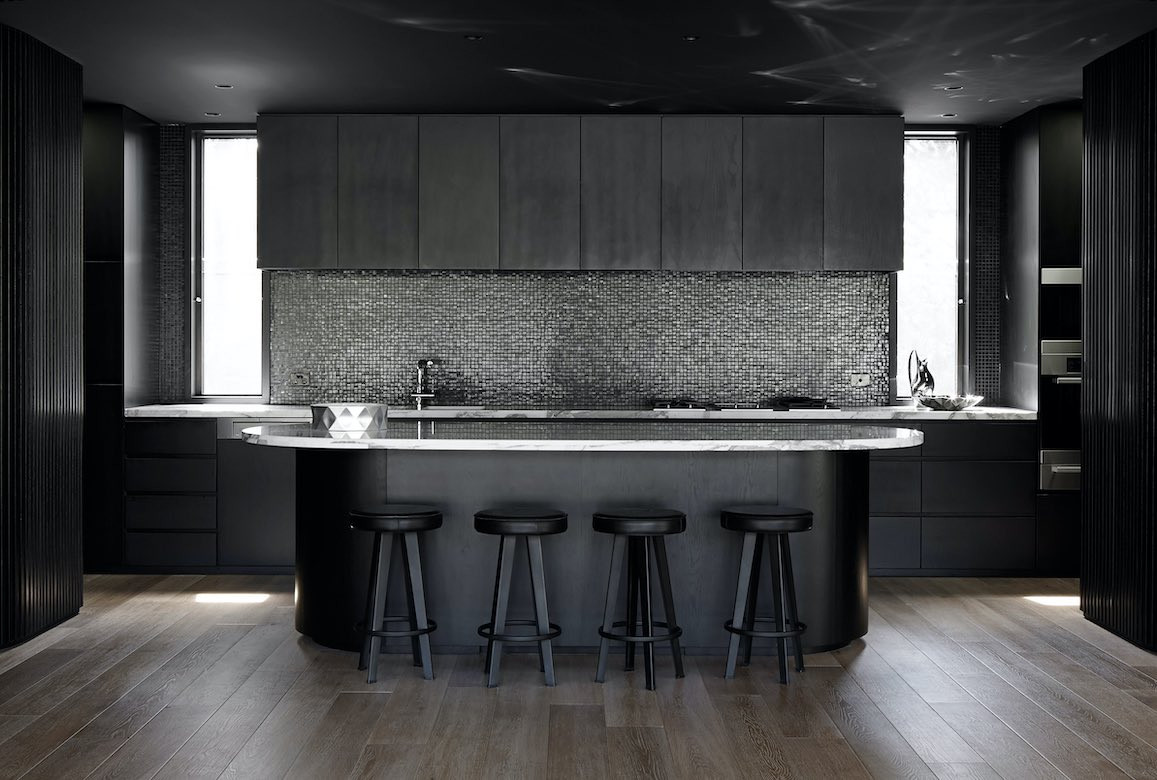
[
  {"left": 126, "top": 403, "right": 1035, "bottom": 421},
  {"left": 241, "top": 420, "right": 924, "bottom": 452}
]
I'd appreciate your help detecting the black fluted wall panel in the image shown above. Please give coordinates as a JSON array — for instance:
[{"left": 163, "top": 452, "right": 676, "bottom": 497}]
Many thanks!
[
  {"left": 0, "top": 25, "right": 84, "bottom": 647},
  {"left": 1082, "top": 31, "right": 1157, "bottom": 651}
]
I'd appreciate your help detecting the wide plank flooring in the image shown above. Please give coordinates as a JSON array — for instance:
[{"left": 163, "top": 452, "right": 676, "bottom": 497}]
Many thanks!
[{"left": 0, "top": 575, "right": 1154, "bottom": 779}]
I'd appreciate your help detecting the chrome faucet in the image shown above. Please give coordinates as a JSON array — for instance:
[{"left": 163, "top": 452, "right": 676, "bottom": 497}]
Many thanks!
[{"left": 411, "top": 358, "right": 440, "bottom": 409}]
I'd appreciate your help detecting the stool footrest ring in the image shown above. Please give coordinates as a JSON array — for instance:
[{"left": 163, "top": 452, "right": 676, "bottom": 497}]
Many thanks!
[
  {"left": 598, "top": 619, "right": 684, "bottom": 644},
  {"left": 361, "top": 615, "right": 438, "bottom": 640},
  {"left": 478, "top": 618, "right": 562, "bottom": 643},
  {"left": 724, "top": 617, "right": 805, "bottom": 641}
]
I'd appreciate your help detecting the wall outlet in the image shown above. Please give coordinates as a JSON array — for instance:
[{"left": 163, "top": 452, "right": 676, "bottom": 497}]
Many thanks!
[
  {"left": 848, "top": 373, "right": 871, "bottom": 388},
  {"left": 289, "top": 371, "right": 310, "bottom": 386}
]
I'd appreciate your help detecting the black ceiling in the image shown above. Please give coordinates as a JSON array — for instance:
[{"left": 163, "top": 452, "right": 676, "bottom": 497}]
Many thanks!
[{"left": 3, "top": 0, "right": 1157, "bottom": 125}]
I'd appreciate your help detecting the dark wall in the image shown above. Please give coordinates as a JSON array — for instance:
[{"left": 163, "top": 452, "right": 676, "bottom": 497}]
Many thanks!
[
  {"left": 1082, "top": 31, "right": 1157, "bottom": 651},
  {"left": 970, "top": 127, "right": 1002, "bottom": 402},
  {"left": 0, "top": 25, "right": 84, "bottom": 647}
]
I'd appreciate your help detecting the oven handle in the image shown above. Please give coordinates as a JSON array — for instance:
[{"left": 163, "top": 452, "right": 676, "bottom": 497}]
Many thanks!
[
  {"left": 1053, "top": 376, "right": 1082, "bottom": 384},
  {"left": 1050, "top": 465, "right": 1082, "bottom": 474}
]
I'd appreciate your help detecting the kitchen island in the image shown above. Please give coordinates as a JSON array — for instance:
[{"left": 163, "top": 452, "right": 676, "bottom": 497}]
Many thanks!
[{"left": 243, "top": 420, "right": 922, "bottom": 654}]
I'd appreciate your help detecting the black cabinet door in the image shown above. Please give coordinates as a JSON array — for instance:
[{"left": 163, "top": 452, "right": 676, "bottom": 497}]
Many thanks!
[
  {"left": 419, "top": 116, "right": 499, "bottom": 269},
  {"left": 661, "top": 117, "right": 742, "bottom": 270},
  {"left": 257, "top": 115, "right": 338, "bottom": 269},
  {"left": 500, "top": 116, "right": 580, "bottom": 270},
  {"left": 580, "top": 116, "right": 661, "bottom": 270},
  {"left": 869, "top": 460, "right": 921, "bottom": 514},
  {"left": 823, "top": 116, "right": 903, "bottom": 271},
  {"left": 217, "top": 439, "right": 295, "bottom": 567},
  {"left": 922, "top": 516, "right": 1036, "bottom": 570},
  {"left": 922, "top": 461, "right": 1036, "bottom": 515},
  {"left": 742, "top": 117, "right": 823, "bottom": 270},
  {"left": 338, "top": 115, "right": 418, "bottom": 269},
  {"left": 869, "top": 516, "right": 921, "bottom": 569}
]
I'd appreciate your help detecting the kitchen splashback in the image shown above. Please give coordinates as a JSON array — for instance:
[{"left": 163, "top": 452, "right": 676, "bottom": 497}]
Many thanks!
[{"left": 269, "top": 270, "right": 890, "bottom": 408}]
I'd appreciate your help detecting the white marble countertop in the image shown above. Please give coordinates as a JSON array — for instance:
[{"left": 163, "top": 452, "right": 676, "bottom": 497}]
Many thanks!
[
  {"left": 126, "top": 403, "right": 1035, "bottom": 422},
  {"left": 241, "top": 421, "right": 924, "bottom": 452}
]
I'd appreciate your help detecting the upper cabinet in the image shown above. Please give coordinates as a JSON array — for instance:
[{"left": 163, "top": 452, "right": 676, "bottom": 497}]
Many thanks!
[
  {"left": 500, "top": 116, "right": 580, "bottom": 270},
  {"left": 580, "top": 117, "right": 661, "bottom": 270},
  {"left": 257, "top": 113, "right": 902, "bottom": 272},
  {"left": 661, "top": 117, "right": 742, "bottom": 271},
  {"left": 420, "top": 116, "right": 500, "bottom": 269},
  {"left": 823, "top": 116, "right": 904, "bottom": 271},
  {"left": 257, "top": 115, "right": 338, "bottom": 269},
  {"left": 338, "top": 115, "right": 418, "bottom": 269},
  {"left": 743, "top": 117, "right": 824, "bottom": 271}
]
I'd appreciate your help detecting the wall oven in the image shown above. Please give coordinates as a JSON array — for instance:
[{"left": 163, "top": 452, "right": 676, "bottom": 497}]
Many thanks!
[{"left": 1039, "top": 338, "right": 1081, "bottom": 489}]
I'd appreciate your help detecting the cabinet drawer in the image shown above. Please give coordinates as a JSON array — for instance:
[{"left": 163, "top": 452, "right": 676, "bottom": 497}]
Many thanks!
[
  {"left": 125, "top": 532, "right": 216, "bottom": 567},
  {"left": 869, "top": 460, "right": 921, "bottom": 514},
  {"left": 919, "top": 422, "right": 1036, "bottom": 460},
  {"left": 921, "top": 516, "right": 1035, "bottom": 570},
  {"left": 125, "top": 420, "right": 217, "bottom": 456},
  {"left": 922, "top": 461, "right": 1035, "bottom": 515},
  {"left": 126, "top": 495, "right": 216, "bottom": 530},
  {"left": 869, "top": 516, "right": 920, "bottom": 569},
  {"left": 125, "top": 458, "right": 216, "bottom": 493}
]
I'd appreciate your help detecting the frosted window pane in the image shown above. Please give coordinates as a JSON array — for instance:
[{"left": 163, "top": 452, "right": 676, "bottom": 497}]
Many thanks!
[
  {"left": 898, "top": 138, "right": 959, "bottom": 397},
  {"left": 201, "top": 137, "right": 261, "bottom": 396}
]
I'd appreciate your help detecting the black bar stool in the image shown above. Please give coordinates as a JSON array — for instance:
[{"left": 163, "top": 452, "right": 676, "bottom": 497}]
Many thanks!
[
  {"left": 720, "top": 504, "right": 812, "bottom": 683},
  {"left": 593, "top": 507, "right": 686, "bottom": 691},
  {"left": 350, "top": 503, "right": 442, "bottom": 683},
  {"left": 475, "top": 507, "right": 566, "bottom": 687}
]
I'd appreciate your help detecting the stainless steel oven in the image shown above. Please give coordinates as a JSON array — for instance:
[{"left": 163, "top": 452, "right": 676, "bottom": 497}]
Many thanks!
[{"left": 1040, "top": 449, "right": 1081, "bottom": 491}]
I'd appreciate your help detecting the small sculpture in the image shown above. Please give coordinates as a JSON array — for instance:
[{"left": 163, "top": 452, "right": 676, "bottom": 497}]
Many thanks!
[{"left": 908, "top": 350, "right": 935, "bottom": 397}]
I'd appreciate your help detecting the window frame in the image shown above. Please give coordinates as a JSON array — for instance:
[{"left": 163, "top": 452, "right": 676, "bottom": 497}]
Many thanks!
[
  {"left": 897, "top": 126, "right": 972, "bottom": 398},
  {"left": 189, "top": 124, "right": 269, "bottom": 402}
]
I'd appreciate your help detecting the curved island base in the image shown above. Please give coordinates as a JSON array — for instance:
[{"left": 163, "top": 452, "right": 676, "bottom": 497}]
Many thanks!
[{"left": 293, "top": 447, "right": 872, "bottom": 654}]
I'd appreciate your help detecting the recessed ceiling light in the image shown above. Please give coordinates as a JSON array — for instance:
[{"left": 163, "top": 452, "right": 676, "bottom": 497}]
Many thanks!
[
  {"left": 214, "top": 84, "right": 233, "bottom": 90},
  {"left": 682, "top": 35, "right": 700, "bottom": 42},
  {"left": 204, "top": 111, "right": 221, "bottom": 117},
  {"left": 942, "top": 85, "right": 963, "bottom": 91},
  {"left": 941, "top": 113, "right": 957, "bottom": 118},
  {"left": 463, "top": 34, "right": 483, "bottom": 41}
]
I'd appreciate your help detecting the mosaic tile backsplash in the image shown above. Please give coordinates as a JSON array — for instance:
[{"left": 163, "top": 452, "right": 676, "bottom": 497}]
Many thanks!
[{"left": 269, "top": 270, "right": 890, "bottom": 409}]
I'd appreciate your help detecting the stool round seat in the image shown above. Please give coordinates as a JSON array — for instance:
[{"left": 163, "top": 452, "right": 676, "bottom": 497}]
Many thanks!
[
  {"left": 475, "top": 507, "right": 568, "bottom": 536},
  {"left": 350, "top": 504, "right": 442, "bottom": 533},
  {"left": 721, "top": 505, "right": 813, "bottom": 534},
  {"left": 593, "top": 508, "right": 686, "bottom": 536}
]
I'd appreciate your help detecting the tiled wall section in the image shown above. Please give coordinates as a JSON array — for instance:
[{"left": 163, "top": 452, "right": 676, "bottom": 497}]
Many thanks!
[
  {"left": 269, "top": 270, "right": 891, "bottom": 408},
  {"left": 971, "top": 126, "right": 1001, "bottom": 401},
  {"left": 158, "top": 126, "right": 189, "bottom": 401}
]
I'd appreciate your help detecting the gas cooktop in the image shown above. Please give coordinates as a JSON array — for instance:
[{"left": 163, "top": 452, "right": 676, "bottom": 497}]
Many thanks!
[{"left": 651, "top": 397, "right": 839, "bottom": 412}]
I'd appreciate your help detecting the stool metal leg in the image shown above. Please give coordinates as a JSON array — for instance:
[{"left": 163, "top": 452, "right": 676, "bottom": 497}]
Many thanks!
[
  {"left": 484, "top": 535, "right": 507, "bottom": 673},
  {"left": 640, "top": 538, "right": 656, "bottom": 691},
  {"left": 486, "top": 534, "right": 516, "bottom": 687},
  {"left": 780, "top": 535, "right": 806, "bottom": 674},
  {"left": 596, "top": 535, "right": 627, "bottom": 683},
  {"left": 527, "top": 536, "right": 557, "bottom": 686},
  {"left": 652, "top": 536, "right": 684, "bottom": 679},
  {"left": 725, "top": 531, "right": 757, "bottom": 679},
  {"left": 360, "top": 531, "right": 389, "bottom": 679},
  {"left": 625, "top": 538, "right": 640, "bottom": 672},
  {"left": 768, "top": 533, "right": 788, "bottom": 684},
  {"left": 400, "top": 537, "right": 423, "bottom": 668},
  {"left": 525, "top": 539, "right": 545, "bottom": 674},
  {"left": 742, "top": 534, "right": 764, "bottom": 666},
  {"left": 403, "top": 532, "right": 435, "bottom": 681}
]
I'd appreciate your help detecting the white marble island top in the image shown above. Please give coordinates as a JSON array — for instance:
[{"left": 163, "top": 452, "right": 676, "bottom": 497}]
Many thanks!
[
  {"left": 241, "top": 420, "right": 923, "bottom": 452},
  {"left": 127, "top": 403, "right": 1034, "bottom": 422}
]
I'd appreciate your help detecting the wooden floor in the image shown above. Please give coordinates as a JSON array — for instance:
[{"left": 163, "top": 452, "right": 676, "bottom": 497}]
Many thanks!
[{"left": 0, "top": 576, "right": 1155, "bottom": 779}]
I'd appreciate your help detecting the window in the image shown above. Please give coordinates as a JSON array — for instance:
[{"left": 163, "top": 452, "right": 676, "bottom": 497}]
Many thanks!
[
  {"left": 898, "top": 130, "right": 967, "bottom": 397},
  {"left": 193, "top": 130, "right": 263, "bottom": 398}
]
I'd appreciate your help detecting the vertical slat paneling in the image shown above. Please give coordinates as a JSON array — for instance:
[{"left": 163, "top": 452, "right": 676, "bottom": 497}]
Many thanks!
[
  {"left": 1082, "top": 31, "right": 1157, "bottom": 650},
  {"left": 0, "top": 24, "right": 84, "bottom": 648}
]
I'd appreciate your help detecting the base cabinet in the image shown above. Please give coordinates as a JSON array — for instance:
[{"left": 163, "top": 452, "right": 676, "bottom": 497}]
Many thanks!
[
  {"left": 868, "top": 420, "right": 1056, "bottom": 575},
  {"left": 119, "top": 418, "right": 294, "bottom": 571},
  {"left": 217, "top": 439, "right": 295, "bottom": 567}
]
